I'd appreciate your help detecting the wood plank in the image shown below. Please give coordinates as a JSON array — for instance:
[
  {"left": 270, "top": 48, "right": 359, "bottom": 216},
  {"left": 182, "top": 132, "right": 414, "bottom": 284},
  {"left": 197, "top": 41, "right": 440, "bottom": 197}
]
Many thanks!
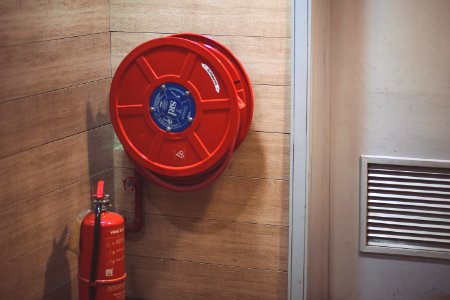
[
  {"left": 126, "top": 256, "right": 288, "bottom": 300},
  {"left": 0, "top": 0, "right": 109, "bottom": 46},
  {"left": 0, "top": 235, "right": 77, "bottom": 300},
  {"left": 0, "top": 33, "right": 110, "bottom": 103},
  {"left": 111, "top": 32, "right": 290, "bottom": 86},
  {"left": 115, "top": 168, "right": 289, "bottom": 226},
  {"left": 0, "top": 79, "right": 111, "bottom": 158},
  {"left": 123, "top": 213, "right": 288, "bottom": 271},
  {"left": 0, "top": 169, "right": 113, "bottom": 264},
  {"left": 113, "top": 131, "right": 290, "bottom": 180},
  {"left": 225, "top": 132, "right": 290, "bottom": 180},
  {"left": 114, "top": 149, "right": 134, "bottom": 169},
  {"left": 111, "top": 0, "right": 290, "bottom": 38},
  {"left": 43, "top": 277, "right": 78, "bottom": 300},
  {"left": 213, "top": 35, "right": 291, "bottom": 86},
  {"left": 0, "top": 125, "right": 113, "bottom": 212},
  {"left": 252, "top": 84, "right": 290, "bottom": 133}
]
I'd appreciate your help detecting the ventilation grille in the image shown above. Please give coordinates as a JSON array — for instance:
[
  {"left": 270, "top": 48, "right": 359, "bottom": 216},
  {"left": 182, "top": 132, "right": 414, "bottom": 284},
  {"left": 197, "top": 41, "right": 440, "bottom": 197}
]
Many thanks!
[{"left": 360, "top": 156, "right": 450, "bottom": 259}]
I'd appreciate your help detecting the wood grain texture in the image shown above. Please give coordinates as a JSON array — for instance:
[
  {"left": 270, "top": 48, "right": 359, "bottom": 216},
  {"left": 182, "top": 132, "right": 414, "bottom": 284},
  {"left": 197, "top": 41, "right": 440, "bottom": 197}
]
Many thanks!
[
  {"left": 115, "top": 168, "right": 289, "bottom": 226},
  {"left": 111, "top": 32, "right": 290, "bottom": 86},
  {"left": 0, "top": 79, "right": 111, "bottom": 158},
  {"left": 123, "top": 213, "right": 288, "bottom": 271},
  {"left": 213, "top": 35, "right": 291, "bottom": 86},
  {"left": 0, "top": 125, "right": 113, "bottom": 212},
  {"left": 111, "top": 0, "right": 290, "bottom": 38},
  {"left": 114, "top": 149, "right": 134, "bottom": 169},
  {"left": 252, "top": 84, "right": 290, "bottom": 133},
  {"left": 0, "top": 235, "right": 77, "bottom": 300},
  {"left": 0, "top": 169, "right": 113, "bottom": 264},
  {"left": 0, "top": 33, "right": 110, "bottom": 103},
  {"left": 43, "top": 277, "right": 78, "bottom": 300},
  {"left": 0, "top": 0, "right": 109, "bottom": 46},
  {"left": 224, "top": 132, "right": 290, "bottom": 180},
  {"left": 126, "top": 256, "right": 288, "bottom": 300},
  {"left": 113, "top": 131, "right": 290, "bottom": 180}
]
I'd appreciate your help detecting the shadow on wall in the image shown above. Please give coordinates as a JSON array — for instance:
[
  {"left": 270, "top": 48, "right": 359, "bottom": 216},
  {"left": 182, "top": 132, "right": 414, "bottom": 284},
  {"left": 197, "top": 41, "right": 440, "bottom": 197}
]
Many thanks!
[
  {"left": 42, "top": 101, "right": 112, "bottom": 299},
  {"left": 42, "top": 227, "right": 72, "bottom": 300},
  {"left": 84, "top": 101, "right": 114, "bottom": 197}
]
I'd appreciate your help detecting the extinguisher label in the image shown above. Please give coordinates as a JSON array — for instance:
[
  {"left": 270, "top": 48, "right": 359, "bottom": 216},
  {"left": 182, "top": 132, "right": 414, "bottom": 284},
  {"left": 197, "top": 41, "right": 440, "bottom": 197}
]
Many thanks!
[
  {"left": 201, "top": 63, "right": 220, "bottom": 93},
  {"left": 110, "top": 228, "right": 124, "bottom": 235}
]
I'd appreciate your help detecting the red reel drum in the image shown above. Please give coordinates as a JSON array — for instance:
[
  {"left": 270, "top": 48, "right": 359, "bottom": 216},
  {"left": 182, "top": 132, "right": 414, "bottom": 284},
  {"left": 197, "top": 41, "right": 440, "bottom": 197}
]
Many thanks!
[
  {"left": 110, "top": 34, "right": 253, "bottom": 191},
  {"left": 171, "top": 33, "right": 254, "bottom": 149}
]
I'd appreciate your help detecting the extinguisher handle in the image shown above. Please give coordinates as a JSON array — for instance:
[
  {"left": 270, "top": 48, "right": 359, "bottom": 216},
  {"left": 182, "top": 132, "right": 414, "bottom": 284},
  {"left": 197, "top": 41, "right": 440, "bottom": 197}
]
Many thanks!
[{"left": 96, "top": 180, "right": 105, "bottom": 199}]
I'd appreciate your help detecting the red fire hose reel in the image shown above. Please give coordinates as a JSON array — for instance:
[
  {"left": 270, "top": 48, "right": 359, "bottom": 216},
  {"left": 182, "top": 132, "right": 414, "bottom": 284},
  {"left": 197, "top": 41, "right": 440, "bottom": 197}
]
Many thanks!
[{"left": 110, "top": 33, "right": 253, "bottom": 191}]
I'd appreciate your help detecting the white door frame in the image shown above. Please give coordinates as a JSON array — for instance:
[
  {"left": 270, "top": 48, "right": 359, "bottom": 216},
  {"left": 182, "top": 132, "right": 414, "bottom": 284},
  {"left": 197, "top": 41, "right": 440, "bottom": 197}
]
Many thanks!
[{"left": 289, "top": 0, "right": 310, "bottom": 299}]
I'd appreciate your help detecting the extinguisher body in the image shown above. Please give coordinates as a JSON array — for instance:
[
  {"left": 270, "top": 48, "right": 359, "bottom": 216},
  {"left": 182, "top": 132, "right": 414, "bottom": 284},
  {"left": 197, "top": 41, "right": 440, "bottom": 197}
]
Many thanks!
[{"left": 78, "top": 211, "right": 126, "bottom": 300}]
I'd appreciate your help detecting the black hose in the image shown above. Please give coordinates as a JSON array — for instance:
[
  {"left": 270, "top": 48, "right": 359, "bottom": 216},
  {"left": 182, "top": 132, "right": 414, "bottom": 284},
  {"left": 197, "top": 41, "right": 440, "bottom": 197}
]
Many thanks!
[{"left": 89, "top": 202, "right": 102, "bottom": 300}]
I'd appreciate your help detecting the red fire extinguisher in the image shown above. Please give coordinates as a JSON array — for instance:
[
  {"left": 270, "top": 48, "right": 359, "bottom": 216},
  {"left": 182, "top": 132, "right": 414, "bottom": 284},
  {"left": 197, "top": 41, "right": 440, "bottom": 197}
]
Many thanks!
[{"left": 78, "top": 181, "right": 126, "bottom": 300}]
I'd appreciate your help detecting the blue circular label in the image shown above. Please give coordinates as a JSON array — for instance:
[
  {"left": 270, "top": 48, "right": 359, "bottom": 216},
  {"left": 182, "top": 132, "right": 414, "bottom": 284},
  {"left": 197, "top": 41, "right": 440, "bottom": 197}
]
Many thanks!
[{"left": 150, "top": 82, "right": 196, "bottom": 132}]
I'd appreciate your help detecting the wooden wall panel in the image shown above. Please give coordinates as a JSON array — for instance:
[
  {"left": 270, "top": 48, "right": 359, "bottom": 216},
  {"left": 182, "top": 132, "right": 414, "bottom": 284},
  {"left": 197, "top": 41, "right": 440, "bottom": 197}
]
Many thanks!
[
  {"left": 126, "top": 256, "right": 288, "bottom": 300},
  {"left": 111, "top": 0, "right": 290, "bottom": 38},
  {"left": 0, "top": 1, "right": 112, "bottom": 299},
  {"left": 212, "top": 35, "right": 291, "bottom": 86},
  {"left": 123, "top": 214, "right": 288, "bottom": 271},
  {"left": 0, "top": 169, "right": 113, "bottom": 264},
  {"left": 110, "top": 1, "right": 291, "bottom": 298},
  {"left": 115, "top": 168, "right": 289, "bottom": 226},
  {"left": 0, "top": 33, "right": 110, "bottom": 103},
  {"left": 0, "top": 0, "right": 109, "bottom": 46},
  {"left": 252, "top": 84, "right": 290, "bottom": 133},
  {"left": 0, "top": 125, "right": 113, "bottom": 212},
  {"left": 224, "top": 132, "right": 290, "bottom": 180},
  {"left": 0, "top": 79, "right": 111, "bottom": 158},
  {"left": 43, "top": 277, "right": 79, "bottom": 300},
  {"left": 113, "top": 148, "right": 134, "bottom": 169},
  {"left": 111, "top": 32, "right": 290, "bottom": 86},
  {"left": 0, "top": 235, "right": 77, "bottom": 300}
]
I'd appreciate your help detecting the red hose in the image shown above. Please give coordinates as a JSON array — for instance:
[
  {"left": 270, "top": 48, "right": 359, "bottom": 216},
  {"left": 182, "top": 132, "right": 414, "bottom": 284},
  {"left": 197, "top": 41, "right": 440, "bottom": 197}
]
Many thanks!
[{"left": 124, "top": 170, "right": 144, "bottom": 233}]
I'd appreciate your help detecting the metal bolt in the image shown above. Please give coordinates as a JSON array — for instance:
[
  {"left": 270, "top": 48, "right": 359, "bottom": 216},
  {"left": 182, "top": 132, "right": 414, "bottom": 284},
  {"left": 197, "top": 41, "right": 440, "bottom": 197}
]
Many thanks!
[
  {"left": 166, "top": 126, "right": 171, "bottom": 131},
  {"left": 161, "top": 85, "right": 166, "bottom": 90},
  {"left": 188, "top": 117, "right": 193, "bottom": 123},
  {"left": 184, "top": 91, "right": 190, "bottom": 97},
  {"left": 150, "top": 106, "right": 155, "bottom": 112}
]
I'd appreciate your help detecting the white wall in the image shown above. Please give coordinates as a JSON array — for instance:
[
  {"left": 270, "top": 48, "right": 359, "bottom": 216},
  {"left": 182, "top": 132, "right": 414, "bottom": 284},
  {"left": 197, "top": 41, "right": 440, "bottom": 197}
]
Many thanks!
[{"left": 329, "top": 0, "right": 450, "bottom": 299}]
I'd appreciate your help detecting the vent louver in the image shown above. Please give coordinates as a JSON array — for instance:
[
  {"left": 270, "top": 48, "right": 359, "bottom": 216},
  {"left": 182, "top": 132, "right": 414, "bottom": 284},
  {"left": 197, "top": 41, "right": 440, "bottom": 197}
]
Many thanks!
[{"left": 360, "top": 156, "right": 450, "bottom": 260}]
